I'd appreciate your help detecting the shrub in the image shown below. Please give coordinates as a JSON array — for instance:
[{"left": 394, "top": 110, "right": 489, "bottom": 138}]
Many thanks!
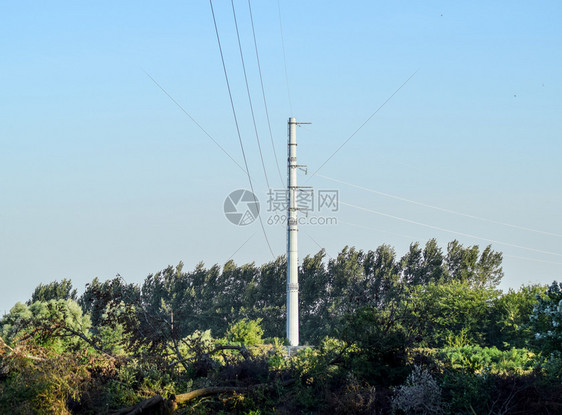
[
  {"left": 392, "top": 365, "right": 443, "bottom": 415},
  {"left": 439, "top": 345, "right": 536, "bottom": 375},
  {"left": 226, "top": 318, "right": 264, "bottom": 345},
  {"left": 440, "top": 370, "right": 492, "bottom": 415},
  {"left": 0, "top": 345, "right": 90, "bottom": 414},
  {"left": 529, "top": 281, "right": 562, "bottom": 356}
]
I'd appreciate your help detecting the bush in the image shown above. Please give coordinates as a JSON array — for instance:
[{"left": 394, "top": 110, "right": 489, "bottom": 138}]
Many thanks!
[
  {"left": 440, "top": 370, "right": 492, "bottom": 415},
  {"left": 0, "top": 345, "right": 90, "bottom": 414},
  {"left": 337, "top": 307, "right": 409, "bottom": 386},
  {"left": 0, "top": 299, "right": 91, "bottom": 353},
  {"left": 392, "top": 365, "right": 443, "bottom": 415},
  {"left": 226, "top": 318, "right": 264, "bottom": 345},
  {"left": 529, "top": 281, "right": 562, "bottom": 356},
  {"left": 439, "top": 345, "right": 536, "bottom": 375}
]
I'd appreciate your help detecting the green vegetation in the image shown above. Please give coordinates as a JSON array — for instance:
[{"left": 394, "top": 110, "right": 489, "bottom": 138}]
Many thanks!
[{"left": 1, "top": 240, "right": 561, "bottom": 414}]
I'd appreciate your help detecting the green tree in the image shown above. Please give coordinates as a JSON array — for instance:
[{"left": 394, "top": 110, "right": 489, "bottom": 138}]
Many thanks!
[
  {"left": 225, "top": 318, "right": 264, "bottom": 345},
  {"left": 407, "top": 281, "right": 498, "bottom": 347},
  {"left": 300, "top": 250, "right": 330, "bottom": 343},
  {"left": 489, "top": 284, "right": 545, "bottom": 348},
  {"left": 445, "top": 241, "right": 503, "bottom": 288},
  {"left": 529, "top": 281, "right": 562, "bottom": 356},
  {"left": 362, "top": 244, "right": 401, "bottom": 308},
  {"left": 79, "top": 276, "right": 140, "bottom": 329},
  {"left": 336, "top": 306, "right": 409, "bottom": 386},
  {"left": 28, "top": 278, "right": 77, "bottom": 305},
  {"left": 243, "top": 256, "right": 286, "bottom": 339},
  {"left": 327, "top": 246, "right": 367, "bottom": 316},
  {"left": 400, "top": 239, "right": 447, "bottom": 286},
  {"left": 1, "top": 299, "right": 91, "bottom": 352}
]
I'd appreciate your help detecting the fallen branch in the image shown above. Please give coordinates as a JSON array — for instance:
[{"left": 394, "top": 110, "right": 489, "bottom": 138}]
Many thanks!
[
  {"left": 110, "top": 379, "right": 296, "bottom": 414},
  {"left": 174, "top": 386, "right": 249, "bottom": 405},
  {"left": 0, "top": 336, "right": 15, "bottom": 354},
  {"left": 109, "top": 395, "right": 172, "bottom": 415},
  {"left": 0, "top": 336, "right": 44, "bottom": 362}
]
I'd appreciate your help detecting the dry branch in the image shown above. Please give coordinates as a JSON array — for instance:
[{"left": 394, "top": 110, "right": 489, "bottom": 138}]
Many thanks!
[
  {"left": 109, "top": 394, "right": 171, "bottom": 415},
  {"left": 110, "top": 379, "right": 295, "bottom": 415}
]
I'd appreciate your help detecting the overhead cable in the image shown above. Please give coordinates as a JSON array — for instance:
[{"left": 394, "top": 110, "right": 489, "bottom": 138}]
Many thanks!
[
  {"left": 340, "top": 220, "right": 562, "bottom": 266},
  {"left": 209, "top": 0, "right": 275, "bottom": 258},
  {"left": 248, "top": 0, "right": 284, "bottom": 186},
  {"left": 276, "top": 0, "right": 293, "bottom": 115},
  {"left": 319, "top": 173, "right": 562, "bottom": 238},
  {"left": 144, "top": 71, "right": 245, "bottom": 174},
  {"left": 230, "top": 0, "right": 271, "bottom": 189},
  {"left": 342, "top": 201, "right": 562, "bottom": 258},
  {"left": 309, "top": 70, "right": 418, "bottom": 179}
]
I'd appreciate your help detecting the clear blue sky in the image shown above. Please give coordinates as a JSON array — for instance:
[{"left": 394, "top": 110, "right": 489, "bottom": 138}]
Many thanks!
[{"left": 1, "top": 1, "right": 561, "bottom": 312}]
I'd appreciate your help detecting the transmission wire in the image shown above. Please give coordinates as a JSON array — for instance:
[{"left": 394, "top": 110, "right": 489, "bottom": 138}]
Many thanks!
[
  {"left": 230, "top": 0, "right": 270, "bottom": 190},
  {"left": 277, "top": 0, "right": 293, "bottom": 115},
  {"left": 309, "top": 69, "right": 418, "bottom": 179},
  {"left": 209, "top": 0, "right": 275, "bottom": 258},
  {"left": 342, "top": 201, "right": 562, "bottom": 258},
  {"left": 338, "top": 221, "right": 562, "bottom": 266},
  {"left": 248, "top": 0, "right": 284, "bottom": 186},
  {"left": 144, "top": 71, "right": 245, "bottom": 174},
  {"left": 227, "top": 233, "right": 256, "bottom": 261},
  {"left": 318, "top": 173, "right": 562, "bottom": 239}
]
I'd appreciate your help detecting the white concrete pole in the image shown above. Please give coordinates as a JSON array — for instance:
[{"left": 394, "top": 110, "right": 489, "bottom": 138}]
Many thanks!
[{"left": 287, "top": 117, "right": 299, "bottom": 346}]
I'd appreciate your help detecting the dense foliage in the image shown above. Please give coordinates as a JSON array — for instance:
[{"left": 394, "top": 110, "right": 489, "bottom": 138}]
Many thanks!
[{"left": 1, "top": 240, "right": 561, "bottom": 414}]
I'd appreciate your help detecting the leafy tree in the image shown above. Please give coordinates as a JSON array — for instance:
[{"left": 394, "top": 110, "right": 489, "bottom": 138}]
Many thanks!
[
  {"left": 327, "top": 246, "right": 367, "bottom": 316},
  {"left": 400, "top": 239, "right": 446, "bottom": 286},
  {"left": 79, "top": 276, "right": 140, "bottom": 328},
  {"left": 225, "top": 318, "right": 264, "bottom": 345},
  {"left": 243, "top": 256, "right": 286, "bottom": 339},
  {"left": 362, "top": 244, "right": 401, "bottom": 308},
  {"left": 445, "top": 241, "right": 503, "bottom": 288},
  {"left": 336, "top": 306, "right": 410, "bottom": 386},
  {"left": 1, "top": 299, "right": 91, "bottom": 352},
  {"left": 3, "top": 244, "right": 562, "bottom": 415},
  {"left": 322, "top": 245, "right": 401, "bottom": 318},
  {"left": 28, "top": 278, "right": 77, "bottom": 305},
  {"left": 529, "top": 281, "right": 562, "bottom": 356},
  {"left": 406, "top": 281, "right": 498, "bottom": 347},
  {"left": 300, "top": 250, "right": 330, "bottom": 343},
  {"left": 489, "top": 284, "right": 545, "bottom": 348}
]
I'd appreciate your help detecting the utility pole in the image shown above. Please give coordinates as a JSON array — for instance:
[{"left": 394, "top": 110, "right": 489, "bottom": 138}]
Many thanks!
[{"left": 286, "top": 117, "right": 299, "bottom": 346}]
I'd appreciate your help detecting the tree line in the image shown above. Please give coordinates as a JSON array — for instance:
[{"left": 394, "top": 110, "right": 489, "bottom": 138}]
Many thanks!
[
  {"left": 47, "top": 239, "right": 505, "bottom": 344},
  {"left": 1, "top": 239, "right": 561, "bottom": 414}
]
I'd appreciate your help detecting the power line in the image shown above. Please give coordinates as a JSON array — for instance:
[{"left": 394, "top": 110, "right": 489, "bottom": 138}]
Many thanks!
[
  {"left": 230, "top": 0, "right": 270, "bottom": 189},
  {"left": 503, "top": 254, "right": 562, "bottom": 266},
  {"left": 340, "top": 220, "right": 562, "bottom": 266},
  {"left": 276, "top": 0, "right": 293, "bottom": 115},
  {"left": 318, "top": 173, "right": 562, "bottom": 239},
  {"left": 209, "top": 0, "right": 275, "bottom": 259},
  {"left": 144, "top": 70, "right": 245, "bottom": 174},
  {"left": 227, "top": 233, "right": 256, "bottom": 261},
  {"left": 342, "top": 201, "right": 562, "bottom": 258},
  {"left": 302, "top": 229, "right": 333, "bottom": 260},
  {"left": 309, "top": 70, "right": 418, "bottom": 179},
  {"left": 340, "top": 220, "right": 419, "bottom": 242},
  {"left": 248, "top": 0, "right": 284, "bottom": 187}
]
